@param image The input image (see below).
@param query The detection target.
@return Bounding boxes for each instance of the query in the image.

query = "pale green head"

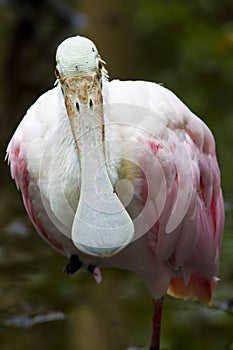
[55,35,104,78]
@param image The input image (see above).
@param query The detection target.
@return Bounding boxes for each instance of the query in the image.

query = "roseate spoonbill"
[7,35,224,350]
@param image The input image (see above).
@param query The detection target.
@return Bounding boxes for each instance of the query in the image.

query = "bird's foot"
[87,264,96,274]
[63,254,83,274]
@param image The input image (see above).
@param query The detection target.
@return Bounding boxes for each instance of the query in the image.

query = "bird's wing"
[6,86,68,254]
[107,80,224,303]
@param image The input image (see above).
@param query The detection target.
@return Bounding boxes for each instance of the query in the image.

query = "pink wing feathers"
[7,121,66,255]
[142,109,224,304]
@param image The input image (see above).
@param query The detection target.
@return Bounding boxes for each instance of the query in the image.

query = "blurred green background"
[0,0,233,349]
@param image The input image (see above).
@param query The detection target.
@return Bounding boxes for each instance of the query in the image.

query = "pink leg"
[149,297,164,350]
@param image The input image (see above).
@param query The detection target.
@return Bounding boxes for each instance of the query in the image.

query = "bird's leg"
[149,297,164,350]
[63,254,83,274]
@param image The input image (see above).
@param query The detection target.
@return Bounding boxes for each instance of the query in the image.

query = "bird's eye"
[55,68,60,79]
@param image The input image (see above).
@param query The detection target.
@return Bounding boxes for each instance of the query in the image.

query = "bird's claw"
[63,254,83,274]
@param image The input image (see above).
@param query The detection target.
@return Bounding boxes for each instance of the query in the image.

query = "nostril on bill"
[89,99,93,111]
[76,102,80,112]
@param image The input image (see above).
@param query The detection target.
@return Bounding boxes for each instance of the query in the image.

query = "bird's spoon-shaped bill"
[64,76,135,257]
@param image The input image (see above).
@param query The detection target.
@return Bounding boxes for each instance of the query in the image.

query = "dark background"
[0,1,232,349]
